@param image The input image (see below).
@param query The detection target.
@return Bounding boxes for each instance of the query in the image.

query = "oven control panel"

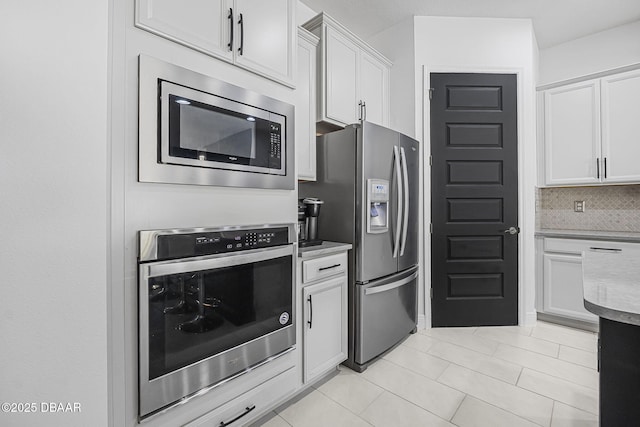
[155,226,290,260]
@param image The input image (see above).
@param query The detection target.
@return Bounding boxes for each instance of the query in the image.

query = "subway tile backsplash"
[537,185,640,232]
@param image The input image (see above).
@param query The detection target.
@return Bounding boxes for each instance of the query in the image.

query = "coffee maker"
[298,197,324,247]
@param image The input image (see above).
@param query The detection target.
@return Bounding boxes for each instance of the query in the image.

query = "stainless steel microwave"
[139,55,295,190]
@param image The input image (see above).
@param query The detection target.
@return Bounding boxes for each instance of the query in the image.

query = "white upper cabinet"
[601,69,640,183]
[304,13,391,128]
[541,68,640,186]
[543,80,601,186]
[359,49,389,126]
[324,25,359,125]
[296,28,319,181]
[136,0,296,87]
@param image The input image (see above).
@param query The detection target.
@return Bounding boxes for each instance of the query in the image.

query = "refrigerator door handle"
[392,145,403,258]
[364,270,419,295]
[399,146,409,256]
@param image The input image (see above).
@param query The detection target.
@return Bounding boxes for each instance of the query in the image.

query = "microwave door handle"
[399,146,409,256]
[392,145,402,259]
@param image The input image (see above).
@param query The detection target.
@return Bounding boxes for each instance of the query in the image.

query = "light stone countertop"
[536,229,640,243]
[298,241,352,258]
[583,250,640,326]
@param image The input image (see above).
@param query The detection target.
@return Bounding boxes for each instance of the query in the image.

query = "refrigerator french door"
[299,121,419,371]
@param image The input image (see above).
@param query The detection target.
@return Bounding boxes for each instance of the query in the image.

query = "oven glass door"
[160,81,285,175]
[142,247,293,382]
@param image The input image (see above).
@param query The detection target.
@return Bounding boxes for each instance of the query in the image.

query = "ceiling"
[299,0,640,49]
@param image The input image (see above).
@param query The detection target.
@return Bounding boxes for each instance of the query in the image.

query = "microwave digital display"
[138,55,294,190]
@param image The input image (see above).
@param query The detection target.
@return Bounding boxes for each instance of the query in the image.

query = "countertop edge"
[535,229,640,243]
[584,299,640,327]
[298,241,352,258]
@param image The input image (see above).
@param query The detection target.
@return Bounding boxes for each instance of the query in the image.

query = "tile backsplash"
[537,185,640,232]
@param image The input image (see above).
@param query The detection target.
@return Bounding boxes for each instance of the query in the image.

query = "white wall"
[539,20,640,85]
[0,2,109,427]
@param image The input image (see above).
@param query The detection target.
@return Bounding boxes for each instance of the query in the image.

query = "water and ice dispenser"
[367,179,389,234]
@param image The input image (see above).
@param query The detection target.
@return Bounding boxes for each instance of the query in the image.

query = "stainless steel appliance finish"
[138,55,295,189]
[137,224,296,419]
[299,121,419,371]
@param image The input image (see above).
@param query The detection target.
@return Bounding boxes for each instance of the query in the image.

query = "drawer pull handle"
[219,405,255,426]
[589,247,622,253]
[318,263,341,271]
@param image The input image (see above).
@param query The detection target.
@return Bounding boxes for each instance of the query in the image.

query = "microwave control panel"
[269,122,282,162]
[155,226,290,260]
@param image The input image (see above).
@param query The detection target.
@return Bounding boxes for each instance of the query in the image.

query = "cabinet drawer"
[184,367,296,427]
[544,238,639,255]
[302,253,347,284]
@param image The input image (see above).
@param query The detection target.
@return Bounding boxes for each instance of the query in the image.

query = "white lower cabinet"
[298,249,348,384]
[536,236,640,325]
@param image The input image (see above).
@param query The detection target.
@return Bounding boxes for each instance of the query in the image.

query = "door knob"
[503,226,520,235]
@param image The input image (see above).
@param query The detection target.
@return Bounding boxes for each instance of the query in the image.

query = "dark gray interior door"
[430,73,518,327]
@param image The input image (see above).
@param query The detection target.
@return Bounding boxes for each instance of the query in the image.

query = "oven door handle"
[144,245,293,278]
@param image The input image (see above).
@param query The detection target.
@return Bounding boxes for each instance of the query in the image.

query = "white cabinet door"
[359,50,389,126]
[544,80,601,186]
[324,25,359,125]
[296,28,318,181]
[303,275,347,382]
[234,0,295,86]
[136,0,233,61]
[542,252,598,323]
[601,69,640,183]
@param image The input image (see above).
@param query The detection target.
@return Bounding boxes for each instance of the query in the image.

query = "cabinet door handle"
[238,13,244,55]
[227,8,233,51]
[596,158,600,179]
[358,100,363,121]
[604,157,607,179]
[589,247,622,253]
[219,405,256,427]
[307,295,313,329]
[318,263,341,271]
[362,101,367,121]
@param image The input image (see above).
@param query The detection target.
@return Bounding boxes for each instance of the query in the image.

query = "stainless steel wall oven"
[138,55,295,190]
[137,224,296,419]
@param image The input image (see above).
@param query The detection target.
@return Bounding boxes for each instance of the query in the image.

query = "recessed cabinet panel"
[601,70,640,183]
[136,0,233,61]
[544,80,601,185]
[325,26,359,125]
[296,29,319,181]
[359,50,389,126]
[234,0,294,85]
[542,252,598,322]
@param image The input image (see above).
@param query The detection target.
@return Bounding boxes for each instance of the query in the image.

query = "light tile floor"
[256,321,599,427]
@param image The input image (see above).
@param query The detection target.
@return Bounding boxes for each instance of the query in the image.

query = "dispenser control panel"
[367,179,389,234]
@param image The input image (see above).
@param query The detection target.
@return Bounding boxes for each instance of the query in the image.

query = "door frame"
[422,65,537,329]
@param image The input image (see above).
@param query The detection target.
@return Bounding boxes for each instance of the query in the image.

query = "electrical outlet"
[574,200,586,213]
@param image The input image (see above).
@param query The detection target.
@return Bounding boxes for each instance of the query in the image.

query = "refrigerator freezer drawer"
[355,267,418,365]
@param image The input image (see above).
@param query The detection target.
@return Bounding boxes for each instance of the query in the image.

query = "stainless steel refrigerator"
[299,121,419,372]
